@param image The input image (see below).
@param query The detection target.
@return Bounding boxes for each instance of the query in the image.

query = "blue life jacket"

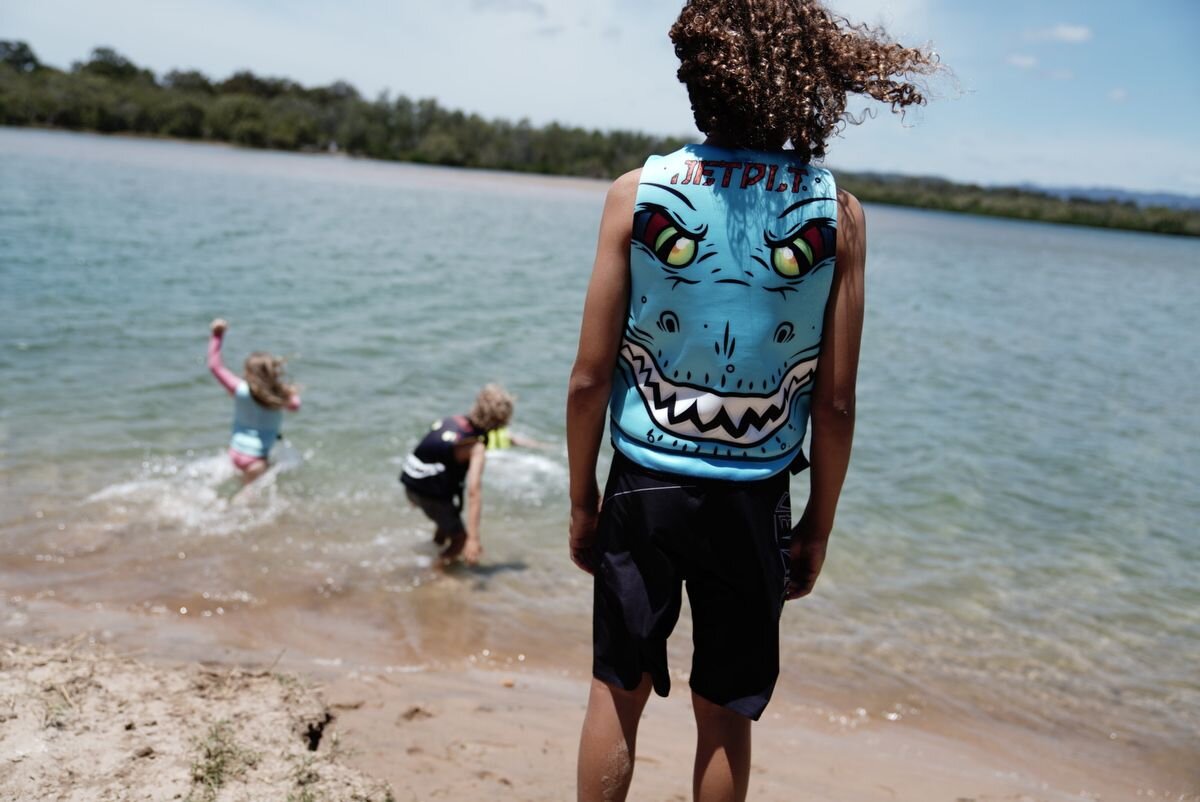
[230,381,283,458]
[609,144,838,480]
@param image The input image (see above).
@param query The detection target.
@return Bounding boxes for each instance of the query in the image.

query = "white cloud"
[1025,24,1093,43]
[1007,54,1072,81]
[825,0,932,37]
[470,0,546,16]
[1108,87,1129,103]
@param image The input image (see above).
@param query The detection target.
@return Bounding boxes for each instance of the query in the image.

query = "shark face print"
[611,149,838,470]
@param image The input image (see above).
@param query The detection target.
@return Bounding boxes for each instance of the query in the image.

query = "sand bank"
[5,638,1185,802]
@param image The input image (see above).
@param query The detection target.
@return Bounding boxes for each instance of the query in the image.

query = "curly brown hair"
[670,0,940,159]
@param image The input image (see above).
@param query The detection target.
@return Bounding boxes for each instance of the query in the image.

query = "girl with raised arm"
[207,318,300,486]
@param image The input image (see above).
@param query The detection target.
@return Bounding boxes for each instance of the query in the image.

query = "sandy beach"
[4,634,1190,802]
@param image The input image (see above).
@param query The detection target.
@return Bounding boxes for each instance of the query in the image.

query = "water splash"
[485,449,566,507]
[83,451,291,536]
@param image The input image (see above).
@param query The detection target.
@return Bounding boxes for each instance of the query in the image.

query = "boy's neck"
[702,133,788,153]
[702,134,736,149]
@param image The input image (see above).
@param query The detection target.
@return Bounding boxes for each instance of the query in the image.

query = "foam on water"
[485,449,567,507]
[84,450,292,537]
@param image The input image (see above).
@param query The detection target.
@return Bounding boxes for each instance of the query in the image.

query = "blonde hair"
[243,352,295,410]
[468,383,514,431]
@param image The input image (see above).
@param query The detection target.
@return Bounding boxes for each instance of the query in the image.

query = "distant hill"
[832,172,1200,237]
[845,172,1200,212]
[1016,185,1200,212]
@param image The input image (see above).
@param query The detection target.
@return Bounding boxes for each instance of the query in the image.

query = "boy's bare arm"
[787,189,866,600]
[566,170,638,573]
[462,441,486,565]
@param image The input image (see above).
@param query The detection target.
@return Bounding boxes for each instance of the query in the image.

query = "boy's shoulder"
[610,167,642,195]
[603,168,642,214]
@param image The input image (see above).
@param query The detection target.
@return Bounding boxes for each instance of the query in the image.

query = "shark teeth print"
[620,338,817,447]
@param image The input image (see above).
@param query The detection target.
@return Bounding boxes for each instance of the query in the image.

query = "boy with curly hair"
[566,1,938,799]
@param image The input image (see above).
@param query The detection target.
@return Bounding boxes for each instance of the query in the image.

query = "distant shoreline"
[1,124,621,199]
[2,40,1198,236]
[8,124,1199,241]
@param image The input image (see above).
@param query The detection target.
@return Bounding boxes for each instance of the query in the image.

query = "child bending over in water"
[207,318,300,485]
[566,1,937,799]
[400,384,514,566]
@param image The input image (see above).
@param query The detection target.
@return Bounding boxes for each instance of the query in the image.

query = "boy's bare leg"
[692,691,751,802]
[577,674,652,802]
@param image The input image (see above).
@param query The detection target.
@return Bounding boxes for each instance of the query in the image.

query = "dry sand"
[0,639,390,802]
[5,638,1186,802]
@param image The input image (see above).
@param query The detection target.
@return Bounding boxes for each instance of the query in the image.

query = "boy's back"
[611,144,838,479]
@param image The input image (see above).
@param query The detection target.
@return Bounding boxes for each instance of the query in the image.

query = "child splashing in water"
[207,318,300,486]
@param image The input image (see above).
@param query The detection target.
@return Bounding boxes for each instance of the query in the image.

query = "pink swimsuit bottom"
[228,448,266,472]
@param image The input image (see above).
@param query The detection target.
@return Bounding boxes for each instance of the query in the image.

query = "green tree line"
[837,173,1200,237]
[0,41,686,177]
[2,41,1197,236]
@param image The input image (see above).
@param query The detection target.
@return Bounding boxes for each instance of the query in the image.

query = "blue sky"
[4,0,1198,193]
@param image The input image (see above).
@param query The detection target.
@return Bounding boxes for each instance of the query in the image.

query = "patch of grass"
[287,787,319,802]
[41,699,71,730]
[186,720,260,802]
[287,755,321,802]
[273,672,302,691]
[348,790,396,802]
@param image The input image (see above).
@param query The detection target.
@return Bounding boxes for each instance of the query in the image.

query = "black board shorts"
[591,451,793,720]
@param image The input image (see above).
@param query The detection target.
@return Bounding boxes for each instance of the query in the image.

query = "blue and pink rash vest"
[609,145,838,481]
[208,333,300,459]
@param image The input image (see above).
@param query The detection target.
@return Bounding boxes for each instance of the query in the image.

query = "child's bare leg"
[691,692,751,802]
[439,530,467,562]
[577,674,652,802]
[241,460,268,485]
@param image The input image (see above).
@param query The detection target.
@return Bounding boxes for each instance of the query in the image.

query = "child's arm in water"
[462,441,487,565]
[566,170,638,574]
[508,432,544,449]
[207,318,239,395]
[786,190,867,600]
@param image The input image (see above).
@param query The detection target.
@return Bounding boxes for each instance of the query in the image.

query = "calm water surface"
[1,129,1197,789]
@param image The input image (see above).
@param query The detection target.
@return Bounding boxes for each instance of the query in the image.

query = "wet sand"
[0,638,1117,802]
[4,607,1196,801]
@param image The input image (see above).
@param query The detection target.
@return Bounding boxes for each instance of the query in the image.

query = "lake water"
[1,128,1197,793]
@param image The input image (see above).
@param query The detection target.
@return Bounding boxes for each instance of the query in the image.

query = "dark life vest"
[400,415,484,500]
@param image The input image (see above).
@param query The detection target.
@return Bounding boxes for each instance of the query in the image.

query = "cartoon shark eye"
[635,208,700,269]
[774,322,794,343]
[655,226,697,267]
[771,238,814,278]
[657,311,680,333]
[767,220,835,280]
